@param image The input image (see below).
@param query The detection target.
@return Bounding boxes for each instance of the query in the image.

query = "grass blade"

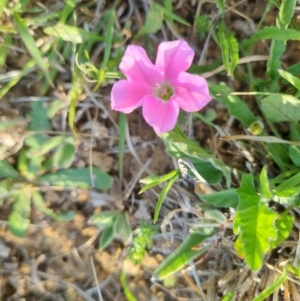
[13,12,53,88]
[252,269,287,301]
[118,113,126,181]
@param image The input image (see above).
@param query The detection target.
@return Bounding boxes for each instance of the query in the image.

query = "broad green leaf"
[161,131,231,187]
[135,7,163,37]
[52,142,75,169]
[233,174,278,271]
[28,101,51,131]
[260,94,300,123]
[38,167,113,190]
[209,82,257,127]
[0,160,20,180]
[289,145,300,166]
[243,26,300,47]
[200,189,238,208]
[139,170,180,194]
[99,225,115,249]
[154,170,180,223]
[9,190,31,237]
[153,227,214,279]
[252,268,287,301]
[13,12,53,87]
[43,24,104,43]
[278,69,300,91]
[259,166,272,200]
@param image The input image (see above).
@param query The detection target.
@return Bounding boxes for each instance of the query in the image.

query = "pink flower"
[111,40,211,135]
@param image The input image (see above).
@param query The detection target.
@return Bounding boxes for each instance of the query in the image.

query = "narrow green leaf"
[0,160,20,180]
[0,59,36,99]
[13,12,53,87]
[278,69,300,91]
[9,190,31,237]
[52,142,75,169]
[260,93,300,123]
[31,191,58,220]
[273,171,300,193]
[135,7,163,37]
[234,174,278,271]
[215,0,225,13]
[68,74,80,140]
[252,269,287,301]
[153,3,190,26]
[60,0,78,23]
[154,227,214,279]
[153,171,180,223]
[139,170,180,194]
[44,24,104,43]
[289,145,300,166]
[88,210,119,227]
[277,0,296,29]
[0,34,11,69]
[259,166,272,200]
[200,189,238,208]
[221,292,234,301]
[266,40,285,84]
[209,82,258,127]
[39,167,113,190]
[120,270,138,301]
[217,23,239,79]
[101,10,115,69]
[118,113,126,181]
[243,26,300,47]
[99,225,115,249]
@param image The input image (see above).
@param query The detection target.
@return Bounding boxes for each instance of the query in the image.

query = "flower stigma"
[155,83,174,101]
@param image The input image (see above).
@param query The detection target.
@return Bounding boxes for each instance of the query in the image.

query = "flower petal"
[173,72,211,112]
[120,45,163,86]
[155,40,194,81]
[111,80,152,113]
[142,96,180,134]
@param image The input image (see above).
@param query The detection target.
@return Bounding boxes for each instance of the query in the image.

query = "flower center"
[156,83,174,101]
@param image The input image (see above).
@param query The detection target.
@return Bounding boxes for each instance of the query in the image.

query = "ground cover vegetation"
[1,0,300,300]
